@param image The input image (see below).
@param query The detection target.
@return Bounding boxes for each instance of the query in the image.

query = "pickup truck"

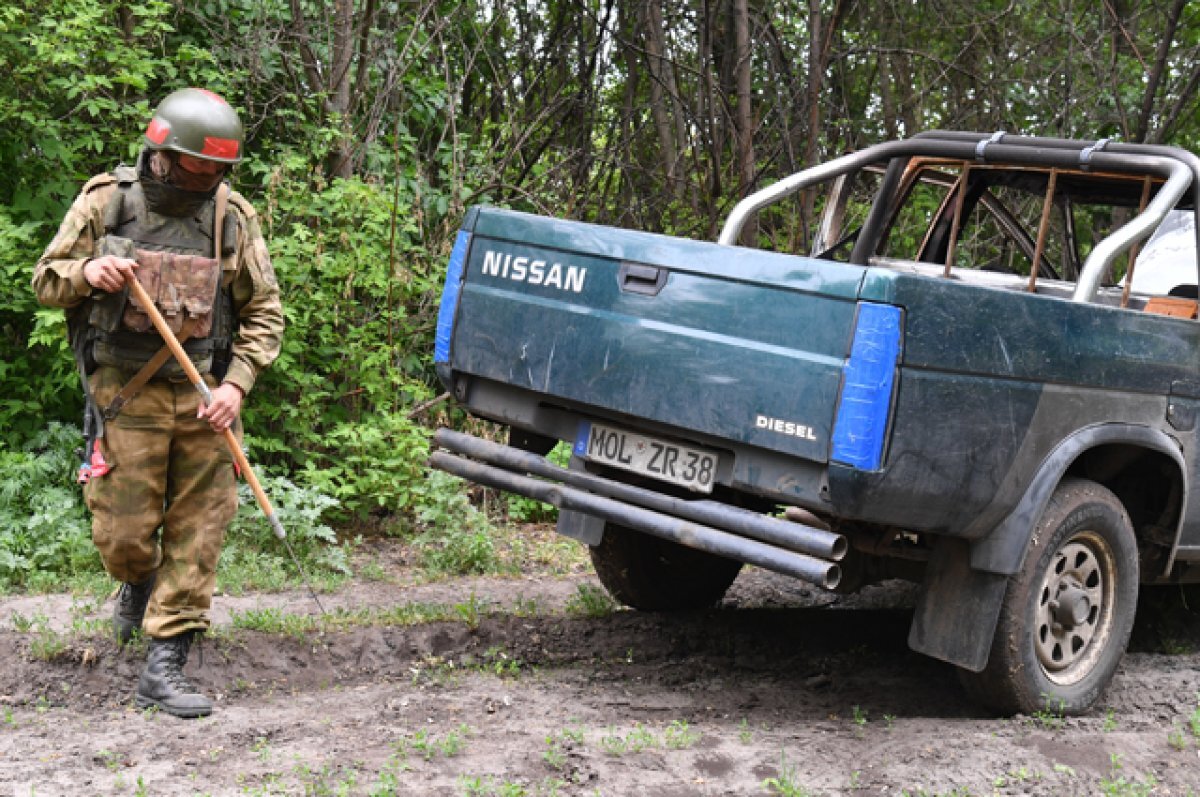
[429,131,1200,715]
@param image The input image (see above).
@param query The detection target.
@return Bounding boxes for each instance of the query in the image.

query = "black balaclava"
[136,148,221,218]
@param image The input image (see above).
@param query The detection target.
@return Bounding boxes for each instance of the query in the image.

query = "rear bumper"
[430,428,847,590]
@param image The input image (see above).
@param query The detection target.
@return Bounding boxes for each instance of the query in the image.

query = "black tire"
[958,478,1138,715]
[589,523,743,611]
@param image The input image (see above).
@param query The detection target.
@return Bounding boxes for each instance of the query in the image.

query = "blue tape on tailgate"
[434,230,472,364]
[831,302,903,470]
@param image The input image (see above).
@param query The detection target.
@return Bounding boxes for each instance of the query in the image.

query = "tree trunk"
[733,0,756,244]
[644,0,682,195]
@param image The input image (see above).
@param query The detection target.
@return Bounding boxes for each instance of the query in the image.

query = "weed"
[511,596,541,617]
[565,583,616,618]
[10,611,36,633]
[1102,708,1118,732]
[69,616,109,636]
[96,749,122,771]
[1052,763,1076,777]
[0,424,99,591]
[290,760,361,796]
[883,713,895,729]
[29,629,67,661]
[251,735,272,762]
[762,752,813,796]
[413,472,501,576]
[1189,695,1200,739]
[222,474,350,592]
[542,743,566,772]
[1168,725,1189,751]
[737,718,754,744]
[454,593,487,629]
[406,724,470,761]
[458,775,531,797]
[599,727,625,756]
[664,719,701,749]
[851,705,868,729]
[1100,753,1157,797]
[358,559,388,582]
[543,726,583,772]
[481,646,522,678]
[1030,694,1066,729]
[3,708,14,727]
[368,752,412,796]
[996,766,1039,784]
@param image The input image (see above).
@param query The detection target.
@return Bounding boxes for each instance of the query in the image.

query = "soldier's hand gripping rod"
[125,276,327,615]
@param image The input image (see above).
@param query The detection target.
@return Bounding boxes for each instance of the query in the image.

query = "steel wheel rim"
[1033,530,1117,685]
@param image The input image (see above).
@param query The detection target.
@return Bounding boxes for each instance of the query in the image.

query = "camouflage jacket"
[32,171,284,395]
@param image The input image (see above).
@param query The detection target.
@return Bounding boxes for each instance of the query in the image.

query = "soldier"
[32,88,284,718]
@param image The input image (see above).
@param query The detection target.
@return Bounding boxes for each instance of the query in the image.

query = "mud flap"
[557,509,604,546]
[908,536,1009,672]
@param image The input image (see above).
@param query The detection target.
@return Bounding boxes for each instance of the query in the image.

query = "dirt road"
[1,549,1198,796]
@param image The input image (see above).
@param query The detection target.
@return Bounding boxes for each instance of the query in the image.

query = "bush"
[221,471,350,592]
[411,471,499,576]
[0,423,99,591]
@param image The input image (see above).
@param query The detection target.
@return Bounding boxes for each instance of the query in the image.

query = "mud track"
[1,561,1198,796]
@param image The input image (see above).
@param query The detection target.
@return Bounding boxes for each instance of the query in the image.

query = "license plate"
[574,421,718,493]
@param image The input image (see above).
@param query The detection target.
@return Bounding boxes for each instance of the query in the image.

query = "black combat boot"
[135,631,212,718]
[113,574,156,644]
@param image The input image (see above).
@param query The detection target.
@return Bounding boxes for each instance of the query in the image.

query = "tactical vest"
[84,166,238,380]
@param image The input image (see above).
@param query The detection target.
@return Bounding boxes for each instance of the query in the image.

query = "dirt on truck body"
[431,131,1200,716]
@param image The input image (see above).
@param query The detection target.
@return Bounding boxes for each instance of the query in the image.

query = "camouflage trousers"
[84,366,239,638]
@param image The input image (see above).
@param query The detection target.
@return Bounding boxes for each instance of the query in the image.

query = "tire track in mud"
[1,572,1198,796]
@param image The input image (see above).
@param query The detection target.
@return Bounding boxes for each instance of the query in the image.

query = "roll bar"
[717,132,1198,304]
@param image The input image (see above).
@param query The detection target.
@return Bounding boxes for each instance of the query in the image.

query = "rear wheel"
[958,478,1138,715]
[589,523,743,611]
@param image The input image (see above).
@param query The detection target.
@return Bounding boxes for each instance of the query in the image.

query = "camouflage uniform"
[32,171,284,639]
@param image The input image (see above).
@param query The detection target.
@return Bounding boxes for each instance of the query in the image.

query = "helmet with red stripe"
[143,88,244,165]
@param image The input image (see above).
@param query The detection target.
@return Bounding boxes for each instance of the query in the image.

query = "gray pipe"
[433,428,847,562]
[429,450,841,589]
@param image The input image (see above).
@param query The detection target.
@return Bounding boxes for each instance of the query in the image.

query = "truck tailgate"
[438,207,870,463]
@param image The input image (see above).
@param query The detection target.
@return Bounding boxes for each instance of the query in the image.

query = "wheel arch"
[970,423,1186,578]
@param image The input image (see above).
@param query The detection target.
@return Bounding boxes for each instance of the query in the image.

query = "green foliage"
[0,423,99,591]
[0,211,75,447]
[238,158,453,519]
[5,0,1200,576]
[762,752,815,797]
[505,442,570,523]
[1100,754,1157,797]
[410,471,499,576]
[564,583,616,618]
[221,472,350,592]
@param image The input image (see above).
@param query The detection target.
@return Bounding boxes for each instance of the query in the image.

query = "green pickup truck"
[429,132,1200,715]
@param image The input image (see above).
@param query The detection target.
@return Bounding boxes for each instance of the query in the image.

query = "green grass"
[564,583,616,618]
[1100,754,1157,797]
[762,752,815,796]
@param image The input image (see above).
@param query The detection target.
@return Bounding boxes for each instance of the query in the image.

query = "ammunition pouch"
[86,235,230,380]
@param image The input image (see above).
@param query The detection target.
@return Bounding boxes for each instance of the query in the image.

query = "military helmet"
[143,88,245,164]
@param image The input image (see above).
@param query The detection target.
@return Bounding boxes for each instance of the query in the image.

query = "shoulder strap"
[214,183,230,259]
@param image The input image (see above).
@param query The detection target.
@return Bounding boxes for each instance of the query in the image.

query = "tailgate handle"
[619,262,668,296]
